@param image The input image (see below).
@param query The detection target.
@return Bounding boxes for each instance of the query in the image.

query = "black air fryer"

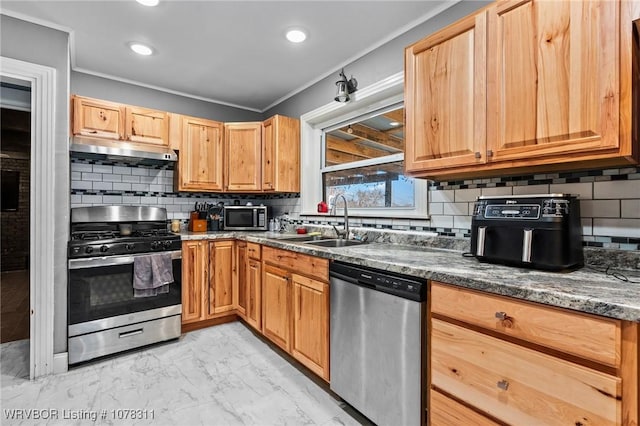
[470,194,583,271]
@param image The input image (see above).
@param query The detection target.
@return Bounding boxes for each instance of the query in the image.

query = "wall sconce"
[334,68,358,103]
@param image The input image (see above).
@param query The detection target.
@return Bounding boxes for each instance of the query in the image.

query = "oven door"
[68,250,182,335]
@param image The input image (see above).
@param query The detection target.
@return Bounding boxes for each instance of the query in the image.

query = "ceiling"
[0,1,455,112]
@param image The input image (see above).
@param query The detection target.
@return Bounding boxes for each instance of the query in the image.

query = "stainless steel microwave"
[223,205,268,231]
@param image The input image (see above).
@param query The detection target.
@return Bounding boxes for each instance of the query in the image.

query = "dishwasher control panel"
[330,261,426,302]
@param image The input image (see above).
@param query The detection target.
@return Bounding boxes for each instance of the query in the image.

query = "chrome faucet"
[330,194,349,239]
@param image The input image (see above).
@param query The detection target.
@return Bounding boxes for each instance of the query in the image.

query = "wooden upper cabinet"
[486,0,620,162]
[72,96,125,140]
[178,116,224,191]
[405,12,487,172]
[405,0,638,179]
[262,115,300,192]
[72,95,168,145]
[225,122,262,191]
[125,106,169,146]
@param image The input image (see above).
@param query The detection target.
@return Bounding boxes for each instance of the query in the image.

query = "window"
[322,104,418,212]
[299,71,427,218]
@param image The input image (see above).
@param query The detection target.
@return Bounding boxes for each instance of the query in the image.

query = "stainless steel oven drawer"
[68,314,181,364]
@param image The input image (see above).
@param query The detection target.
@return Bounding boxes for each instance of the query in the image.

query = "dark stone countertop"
[180,230,640,322]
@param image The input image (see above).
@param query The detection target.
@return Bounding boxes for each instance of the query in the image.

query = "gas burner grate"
[133,230,172,238]
[72,231,118,241]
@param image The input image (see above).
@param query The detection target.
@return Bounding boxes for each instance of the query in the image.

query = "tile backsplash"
[297,166,640,251]
[70,158,639,251]
[70,158,300,222]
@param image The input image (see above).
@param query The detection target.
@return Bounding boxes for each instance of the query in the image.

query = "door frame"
[1,56,56,379]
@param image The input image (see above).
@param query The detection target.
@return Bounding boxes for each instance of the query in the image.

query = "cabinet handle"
[497,379,509,390]
[495,311,508,320]
[474,152,481,159]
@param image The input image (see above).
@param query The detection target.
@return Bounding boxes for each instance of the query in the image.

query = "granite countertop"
[180,231,640,322]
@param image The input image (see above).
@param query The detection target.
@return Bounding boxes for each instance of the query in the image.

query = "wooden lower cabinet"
[181,241,330,382]
[181,240,207,323]
[181,240,235,328]
[208,241,234,316]
[430,390,499,426]
[262,264,291,352]
[246,259,262,331]
[234,241,248,318]
[428,282,639,426]
[291,274,329,381]
[261,246,330,381]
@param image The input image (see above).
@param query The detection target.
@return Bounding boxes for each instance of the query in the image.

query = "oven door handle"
[68,250,182,270]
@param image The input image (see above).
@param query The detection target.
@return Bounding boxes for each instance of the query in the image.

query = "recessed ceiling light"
[129,42,154,56]
[286,29,307,43]
[389,121,401,127]
[136,0,159,6]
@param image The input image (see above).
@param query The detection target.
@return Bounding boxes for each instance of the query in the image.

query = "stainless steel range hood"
[70,136,177,165]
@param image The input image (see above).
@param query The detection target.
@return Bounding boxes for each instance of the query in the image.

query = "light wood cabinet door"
[404,12,487,173]
[431,282,621,367]
[262,264,291,352]
[431,319,621,426]
[246,259,262,332]
[72,95,124,140]
[207,241,234,316]
[225,122,262,191]
[262,247,328,282]
[181,241,207,324]
[234,241,247,318]
[178,117,224,191]
[125,106,168,146]
[486,0,620,163]
[291,274,329,381]
[430,390,499,426]
[262,115,300,192]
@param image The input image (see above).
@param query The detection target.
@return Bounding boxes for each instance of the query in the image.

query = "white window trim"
[300,71,429,218]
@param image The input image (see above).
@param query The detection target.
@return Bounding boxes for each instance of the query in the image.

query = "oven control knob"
[85,246,94,254]
[150,241,159,250]
[125,243,134,251]
[163,241,172,249]
[100,245,109,253]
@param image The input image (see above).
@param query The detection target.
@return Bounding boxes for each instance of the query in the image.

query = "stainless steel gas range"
[67,206,182,365]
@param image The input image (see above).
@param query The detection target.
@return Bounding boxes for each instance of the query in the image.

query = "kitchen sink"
[267,234,332,242]
[303,239,368,248]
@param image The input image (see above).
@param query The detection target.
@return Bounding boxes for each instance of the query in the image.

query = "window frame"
[299,72,429,219]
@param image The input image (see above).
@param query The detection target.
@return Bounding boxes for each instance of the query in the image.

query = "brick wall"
[1,157,30,271]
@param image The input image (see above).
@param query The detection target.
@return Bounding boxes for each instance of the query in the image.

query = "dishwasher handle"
[330,271,378,290]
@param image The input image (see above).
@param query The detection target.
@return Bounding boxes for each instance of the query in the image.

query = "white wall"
[1,14,70,353]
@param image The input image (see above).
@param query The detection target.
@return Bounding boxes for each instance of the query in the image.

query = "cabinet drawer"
[431,282,621,367]
[247,242,261,260]
[430,390,499,426]
[263,247,328,281]
[431,319,621,426]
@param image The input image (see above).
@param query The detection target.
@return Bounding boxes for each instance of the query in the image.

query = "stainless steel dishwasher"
[330,261,427,426]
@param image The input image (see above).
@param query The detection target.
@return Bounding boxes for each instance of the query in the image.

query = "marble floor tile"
[0,322,371,426]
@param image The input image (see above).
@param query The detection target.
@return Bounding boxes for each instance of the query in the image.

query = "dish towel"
[133,253,174,298]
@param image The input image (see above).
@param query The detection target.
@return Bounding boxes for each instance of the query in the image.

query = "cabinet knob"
[497,379,509,390]
[474,152,481,159]
[495,311,508,320]
[487,150,494,157]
